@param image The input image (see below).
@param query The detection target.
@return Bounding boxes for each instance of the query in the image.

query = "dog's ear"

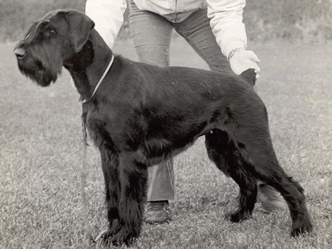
[64,11,95,53]
[240,68,256,86]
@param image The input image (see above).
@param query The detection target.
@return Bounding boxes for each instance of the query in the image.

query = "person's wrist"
[227,48,245,61]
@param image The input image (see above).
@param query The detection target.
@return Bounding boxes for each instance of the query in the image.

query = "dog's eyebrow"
[22,20,51,41]
[23,22,38,39]
[40,20,52,28]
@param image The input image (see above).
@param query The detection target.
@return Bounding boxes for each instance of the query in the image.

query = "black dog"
[14,10,312,246]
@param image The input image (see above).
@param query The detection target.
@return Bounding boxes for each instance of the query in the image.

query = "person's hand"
[229,49,261,77]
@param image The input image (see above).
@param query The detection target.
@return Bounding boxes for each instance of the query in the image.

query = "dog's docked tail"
[240,68,256,86]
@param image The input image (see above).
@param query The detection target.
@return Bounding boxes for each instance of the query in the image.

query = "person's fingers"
[229,50,261,76]
[254,64,261,74]
[246,50,261,63]
[246,51,261,76]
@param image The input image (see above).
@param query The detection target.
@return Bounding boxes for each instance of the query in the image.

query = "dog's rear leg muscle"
[205,130,257,222]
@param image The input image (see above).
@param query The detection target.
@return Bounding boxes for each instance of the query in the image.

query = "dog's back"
[116,56,257,100]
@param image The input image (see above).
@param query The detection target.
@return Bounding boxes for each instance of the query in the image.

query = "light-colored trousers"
[128,2,231,201]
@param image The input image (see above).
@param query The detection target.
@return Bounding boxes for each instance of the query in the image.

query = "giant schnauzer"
[14,10,312,246]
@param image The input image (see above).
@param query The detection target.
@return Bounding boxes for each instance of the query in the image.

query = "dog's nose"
[14,47,26,60]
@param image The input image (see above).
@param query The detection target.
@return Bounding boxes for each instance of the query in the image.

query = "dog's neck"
[64,29,114,102]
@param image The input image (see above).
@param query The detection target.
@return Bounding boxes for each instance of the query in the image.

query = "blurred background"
[1,0,332,44]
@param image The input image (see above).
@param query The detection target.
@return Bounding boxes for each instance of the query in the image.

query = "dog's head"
[14,10,95,86]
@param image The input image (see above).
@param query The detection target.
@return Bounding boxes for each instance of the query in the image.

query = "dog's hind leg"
[105,152,148,246]
[237,138,312,236]
[224,113,313,236]
[205,130,258,222]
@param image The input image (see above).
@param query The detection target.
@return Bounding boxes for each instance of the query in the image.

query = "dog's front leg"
[98,148,122,240]
[107,152,148,246]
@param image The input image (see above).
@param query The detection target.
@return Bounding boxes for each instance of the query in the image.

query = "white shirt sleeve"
[85,0,127,48]
[206,0,247,58]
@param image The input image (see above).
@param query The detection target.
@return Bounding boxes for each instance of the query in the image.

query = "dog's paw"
[97,224,139,247]
[101,229,136,247]
[291,215,313,237]
[96,229,117,246]
[225,210,252,223]
[291,223,313,237]
[95,220,122,245]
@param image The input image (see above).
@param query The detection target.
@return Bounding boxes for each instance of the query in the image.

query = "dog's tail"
[240,68,256,86]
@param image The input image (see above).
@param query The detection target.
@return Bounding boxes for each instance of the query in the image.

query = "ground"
[0,37,331,248]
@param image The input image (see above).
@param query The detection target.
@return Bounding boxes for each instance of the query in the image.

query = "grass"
[1,37,331,248]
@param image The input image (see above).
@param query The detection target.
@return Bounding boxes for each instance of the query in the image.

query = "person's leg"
[173,8,232,74]
[129,2,172,67]
[257,181,287,212]
[174,9,286,212]
[129,1,175,223]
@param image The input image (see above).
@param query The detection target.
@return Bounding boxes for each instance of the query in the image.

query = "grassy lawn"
[1,37,331,248]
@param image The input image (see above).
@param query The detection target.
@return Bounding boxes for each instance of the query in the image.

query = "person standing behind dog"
[85,0,286,223]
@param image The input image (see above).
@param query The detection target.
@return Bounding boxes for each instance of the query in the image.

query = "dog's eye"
[44,29,56,37]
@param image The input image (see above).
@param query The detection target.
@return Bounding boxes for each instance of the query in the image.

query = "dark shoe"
[257,183,287,213]
[144,201,171,224]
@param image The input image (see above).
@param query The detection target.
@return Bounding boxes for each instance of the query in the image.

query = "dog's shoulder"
[112,55,145,76]
[113,55,154,72]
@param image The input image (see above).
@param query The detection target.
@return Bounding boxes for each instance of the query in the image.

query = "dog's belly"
[141,122,216,166]
[142,137,195,166]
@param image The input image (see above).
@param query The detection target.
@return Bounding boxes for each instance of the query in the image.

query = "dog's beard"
[17,61,55,86]
[16,47,62,87]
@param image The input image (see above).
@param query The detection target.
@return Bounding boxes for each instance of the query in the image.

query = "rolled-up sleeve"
[85,0,127,48]
[206,0,247,57]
